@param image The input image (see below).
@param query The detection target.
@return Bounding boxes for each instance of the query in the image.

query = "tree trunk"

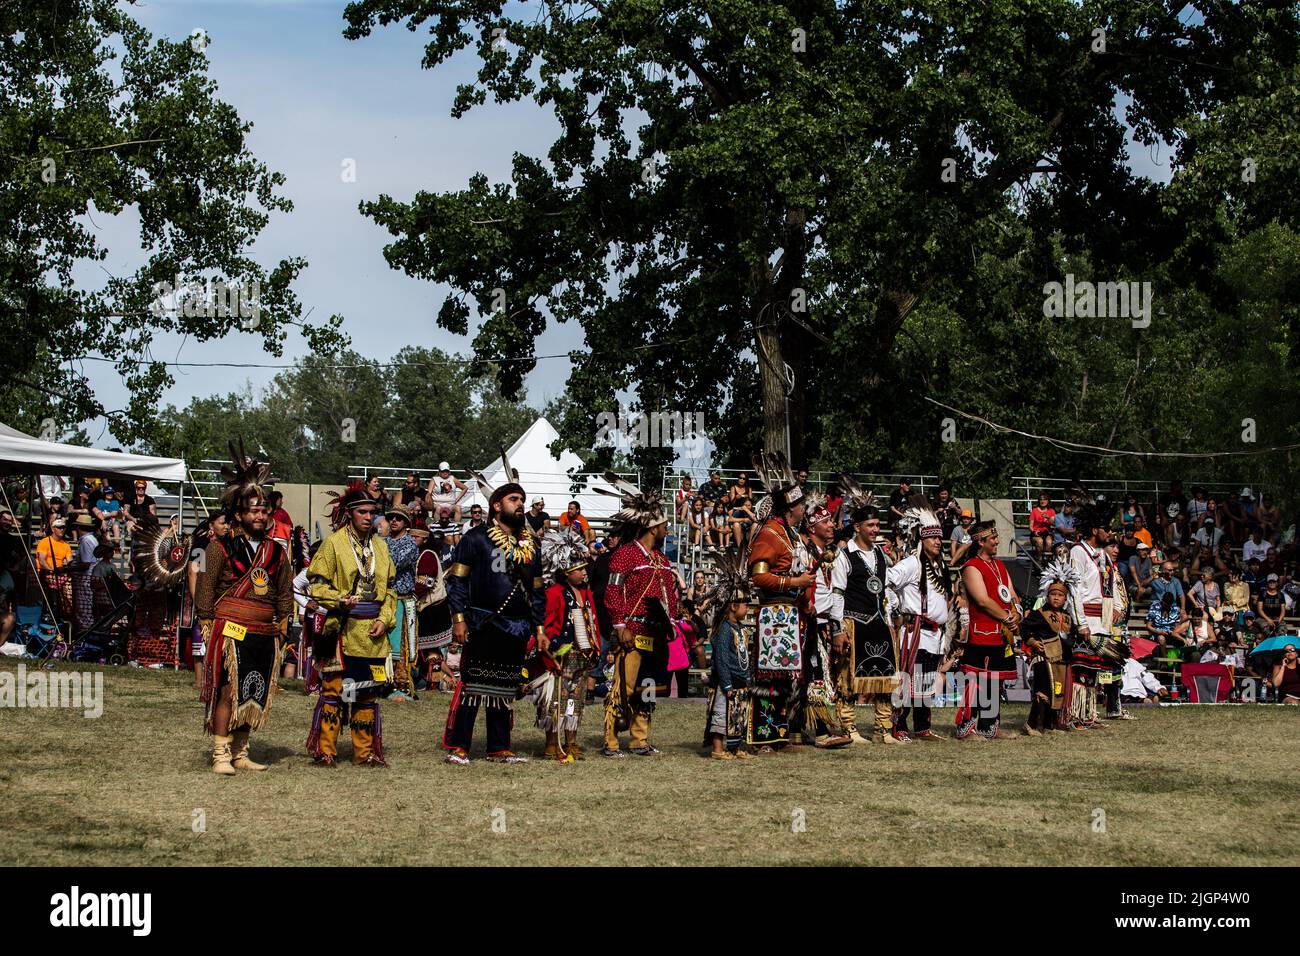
[755,316,788,458]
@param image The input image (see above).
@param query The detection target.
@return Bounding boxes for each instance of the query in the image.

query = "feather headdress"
[897,493,942,552]
[132,524,191,590]
[325,480,370,531]
[468,445,525,507]
[595,472,667,530]
[1038,556,1082,601]
[751,450,802,519]
[1072,483,1117,536]
[705,550,755,607]
[218,437,272,512]
[540,526,591,578]
[838,474,877,516]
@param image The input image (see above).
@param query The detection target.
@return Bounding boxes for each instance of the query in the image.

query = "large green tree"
[342,0,1300,489]
[1,0,345,443]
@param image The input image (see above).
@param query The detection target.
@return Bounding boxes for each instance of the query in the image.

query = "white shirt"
[885,553,951,654]
[77,532,99,566]
[1243,539,1272,564]
[830,537,888,624]
[292,567,311,612]
[1121,658,1163,699]
[1068,541,1108,626]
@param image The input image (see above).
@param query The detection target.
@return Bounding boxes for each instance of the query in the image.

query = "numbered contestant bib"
[223,620,247,642]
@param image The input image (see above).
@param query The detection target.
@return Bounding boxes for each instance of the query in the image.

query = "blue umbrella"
[1249,635,1299,655]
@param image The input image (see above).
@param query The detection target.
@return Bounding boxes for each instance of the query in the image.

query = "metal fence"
[1008,476,1265,531]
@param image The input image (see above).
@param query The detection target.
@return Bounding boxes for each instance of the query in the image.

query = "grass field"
[2,660,1297,867]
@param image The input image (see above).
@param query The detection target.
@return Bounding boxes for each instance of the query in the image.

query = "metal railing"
[1009,476,1266,533]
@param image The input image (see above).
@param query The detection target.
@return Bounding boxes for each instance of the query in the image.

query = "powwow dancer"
[441,450,545,765]
[1020,557,1079,736]
[955,520,1021,740]
[800,493,851,747]
[703,551,755,760]
[830,476,901,745]
[384,504,421,701]
[745,452,818,752]
[529,527,602,762]
[598,473,677,758]
[886,497,958,741]
[1067,498,1119,729]
[305,483,397,767]
[195,440,294,775]
[414,524,453,686]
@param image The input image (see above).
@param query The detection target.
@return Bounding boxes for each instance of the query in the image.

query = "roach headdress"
[218,437,272,513]
[540,526,592,578]
[751,450,802,519]
[595,472,667,533]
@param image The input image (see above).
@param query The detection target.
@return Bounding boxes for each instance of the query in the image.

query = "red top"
[1030,506,1056,534]
[605,541,678,636]
[968,556,1013,646]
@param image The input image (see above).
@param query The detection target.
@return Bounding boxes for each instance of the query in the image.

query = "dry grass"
[1,660,1296,866]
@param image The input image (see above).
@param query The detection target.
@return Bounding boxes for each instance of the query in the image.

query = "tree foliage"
[342,0,1300,495]
[1,0,345,443]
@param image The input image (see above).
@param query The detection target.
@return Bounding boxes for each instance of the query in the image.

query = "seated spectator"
[1253,573,1289,638]
[1271,644,1300,704]
[124,480,158,536]
[1130,542,1154,604]
[461,503,485,536]
[1157,479,1187,546]
[698,471,728,510]
[728,472,753,506]
[35,517,72,571]
[1120,656,1169,705]
[1052,501,1077,548]
[559,501,594,544]
[1146,591,1189,653]
[1192,516,1223,551]
[1186,486,1209,527]
[1222,565,1253,634]
[727,495,757,552]
[526,498,550,535]
[1115,526,1138,596]
[1150,560,1185,613]
[1189,567,1222,645]
[66,489,93,526]
[1243,527,1273,566]
[687,497,708,551]
[1120,494,1146,529]
[951,509,974,564]
[91,543,131,606]
[932,486,962,540]
[425,462,468,522]
[399,473,428,511]
[675,475,695,520]
[707,500,729,551]
[888,478,913,528]
[430,507,461,548]
[1131,512,1153,548]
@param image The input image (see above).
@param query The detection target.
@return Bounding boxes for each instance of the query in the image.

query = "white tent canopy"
[458,417,623,519]
[0,425,187,483]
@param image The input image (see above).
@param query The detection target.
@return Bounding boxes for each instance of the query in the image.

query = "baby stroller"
[68,575,134,665]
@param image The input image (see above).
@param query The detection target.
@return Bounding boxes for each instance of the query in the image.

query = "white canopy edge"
[0,426,187,483]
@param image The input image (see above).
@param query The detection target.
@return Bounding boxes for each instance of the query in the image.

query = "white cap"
[439,461,451,471]
[532,497,544,506]
[1241,487,1253,498]
[1136,542,1150,550]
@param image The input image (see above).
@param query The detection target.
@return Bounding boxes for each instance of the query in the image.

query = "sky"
[76,0,1174,453]
[81,0,584,443]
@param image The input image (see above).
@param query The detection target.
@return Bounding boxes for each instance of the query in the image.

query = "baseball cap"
[960,508,973,518]
[1136,542,1150,550]
[1267,573,1279,582]
[439,505,451,516]
[50,517,66,528]
[439,461,451,471]
[532,497,544,506]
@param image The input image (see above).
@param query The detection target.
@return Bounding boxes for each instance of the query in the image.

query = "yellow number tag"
[1054,681,1064,696]
[634,634,653,651]
[369,665,388,682]
[222,621,247,642]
